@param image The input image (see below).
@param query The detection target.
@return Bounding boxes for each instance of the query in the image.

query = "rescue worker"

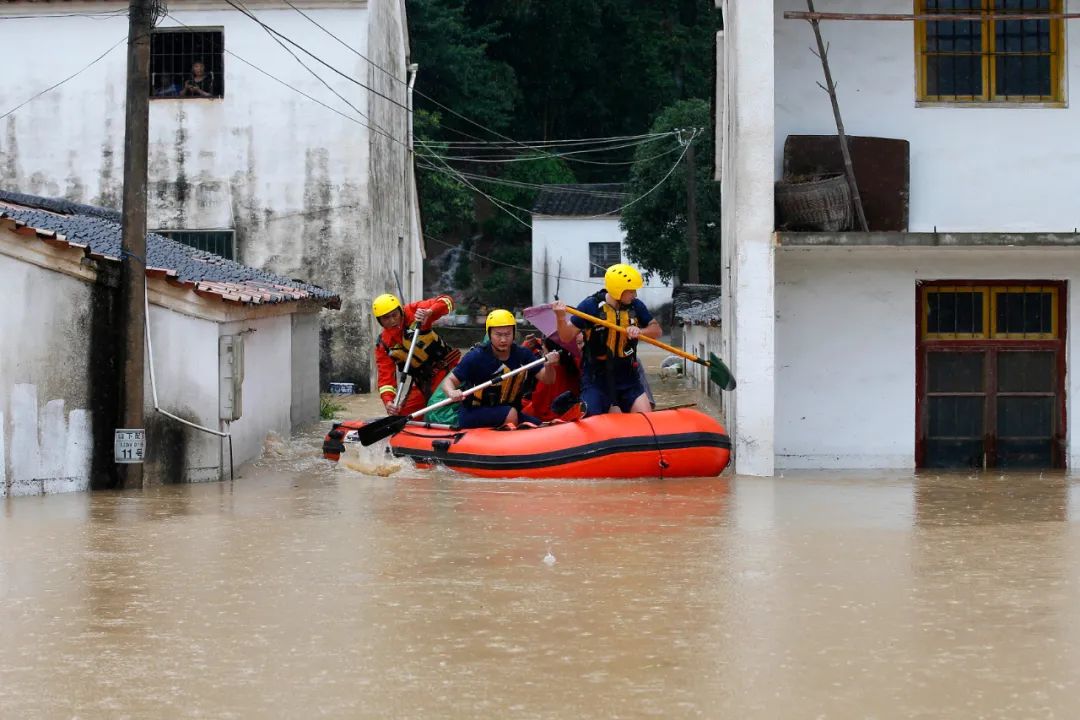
[373,292,460,416]
[553,263,661,416]
[441,309,559,429]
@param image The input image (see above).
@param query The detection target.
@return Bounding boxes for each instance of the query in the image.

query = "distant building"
[0,190,338,495]
[0,0,421,391]
[530,184,672,310]
[673,283,724,402]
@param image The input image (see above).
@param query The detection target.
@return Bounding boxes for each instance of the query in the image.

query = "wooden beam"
[784,11,1080,22]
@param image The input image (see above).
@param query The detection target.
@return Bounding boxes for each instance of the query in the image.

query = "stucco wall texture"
[0,0,419,390]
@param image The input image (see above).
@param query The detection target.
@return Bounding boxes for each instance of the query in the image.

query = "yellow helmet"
[485,309,517,334]
[372,293,402,318]
[604,263,644,298]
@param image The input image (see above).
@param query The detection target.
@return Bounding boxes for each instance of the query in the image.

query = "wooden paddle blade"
[357,414,409,446]
[708,353,737,391]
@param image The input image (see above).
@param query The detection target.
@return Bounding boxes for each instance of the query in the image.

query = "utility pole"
[117,0,153,489]
[684,129,700,284]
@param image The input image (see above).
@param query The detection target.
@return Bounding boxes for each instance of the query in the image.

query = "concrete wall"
[776,246,1080,469]
[531,216,672,310]
[718,0,776,476]
[774,0,1080,232]
[0,253,96,496]
[0,226,322,494]
[682,324,726,407]
[0,0,418,389]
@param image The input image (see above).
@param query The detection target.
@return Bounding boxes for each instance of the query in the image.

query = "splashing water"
[340,440,406,477]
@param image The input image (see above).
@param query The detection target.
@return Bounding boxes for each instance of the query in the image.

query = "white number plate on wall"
[114,429,146,464]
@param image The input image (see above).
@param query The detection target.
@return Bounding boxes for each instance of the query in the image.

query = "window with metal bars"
[588,242,622,277]
[156,230,236,260]
[150,28,224,99]
[916,0,1064,103]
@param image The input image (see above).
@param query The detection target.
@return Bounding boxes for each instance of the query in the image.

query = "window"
[151,28,224,99]
[156,229,236,260]
[916,0,1064,104]
[917,281,1066,469]
[922,284,1059,339]
[588,242,621,277]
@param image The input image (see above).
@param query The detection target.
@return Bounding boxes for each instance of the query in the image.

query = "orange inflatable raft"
[323,408,731,479]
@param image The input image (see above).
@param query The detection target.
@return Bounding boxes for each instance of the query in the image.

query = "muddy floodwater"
[4,368,1080,717]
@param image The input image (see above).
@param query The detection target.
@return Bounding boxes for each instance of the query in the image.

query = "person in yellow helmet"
[553,262,662,416]
[373,292,460,415]
[440,309,560,428]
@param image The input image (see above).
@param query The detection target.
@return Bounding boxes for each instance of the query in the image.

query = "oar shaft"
[408,356,547,420]
[562,306,707,366]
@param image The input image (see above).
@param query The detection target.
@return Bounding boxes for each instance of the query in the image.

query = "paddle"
[390,322,420,412]
[357,356,548,446]
[524,302,736,391]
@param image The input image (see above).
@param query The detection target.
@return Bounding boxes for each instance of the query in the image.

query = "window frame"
[921,283,1061,340]
[587,241,622,278]
[155,228,237,260]
[914,0,1066,107]
[150,27,226,101]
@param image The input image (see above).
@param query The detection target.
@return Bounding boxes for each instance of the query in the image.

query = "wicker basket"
[775,174,853,232]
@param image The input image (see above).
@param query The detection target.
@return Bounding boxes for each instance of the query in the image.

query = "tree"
[620,98,720,284]
[414,110,473,239]
[408,0,518,135]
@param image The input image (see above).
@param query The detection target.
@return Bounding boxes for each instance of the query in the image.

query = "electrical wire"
[0,35,127,123]
[0,9,128,20]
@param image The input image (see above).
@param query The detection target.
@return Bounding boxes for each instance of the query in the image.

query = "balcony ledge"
[776,231,1080,248]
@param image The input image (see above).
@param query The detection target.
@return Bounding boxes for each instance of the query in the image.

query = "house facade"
[719,0,1080,474]
[531,184,672,311]
[0,190,338,495]
[0,0,420,392]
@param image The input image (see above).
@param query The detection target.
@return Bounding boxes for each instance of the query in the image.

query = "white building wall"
[531,216,672,311]
[719,0,776,476]
[0,0,416,388]
[0,253,95,496]
[0,227,322,493]
[145,305,223,483]
[774,0,1080,232]
[220,313,295,468]
[776,246,1080,469]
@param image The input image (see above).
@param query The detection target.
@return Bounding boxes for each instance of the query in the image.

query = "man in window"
[182,61,214,98]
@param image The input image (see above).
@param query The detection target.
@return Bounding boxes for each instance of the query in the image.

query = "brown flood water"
[3,363,1080,718]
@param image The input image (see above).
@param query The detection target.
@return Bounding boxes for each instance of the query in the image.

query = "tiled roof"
[531,184,628,217]
[673,283,722,326]
[0,189,340,309]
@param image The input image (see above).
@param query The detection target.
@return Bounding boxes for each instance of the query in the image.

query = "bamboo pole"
[785,11,1080,22]
[805,0,868,232]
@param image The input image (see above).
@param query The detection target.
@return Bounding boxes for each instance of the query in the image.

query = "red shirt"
[375,295,454,404]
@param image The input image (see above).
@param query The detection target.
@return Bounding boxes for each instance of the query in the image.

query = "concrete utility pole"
[118,0,153,489]
[684,130,700,283]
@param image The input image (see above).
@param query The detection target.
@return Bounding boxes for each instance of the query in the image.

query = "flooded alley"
[3,375,1080,718]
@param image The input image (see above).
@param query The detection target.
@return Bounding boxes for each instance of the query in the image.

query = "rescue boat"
[323,408,730,479]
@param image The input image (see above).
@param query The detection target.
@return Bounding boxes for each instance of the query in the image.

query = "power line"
[0,10,128,20]
[0,35,126,123]
[418,136,685,166]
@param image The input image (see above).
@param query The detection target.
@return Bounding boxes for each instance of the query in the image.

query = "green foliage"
[478,241,532,308]
[452,235,474,290]
[320,394,346,420]
[408,0,518,133]
[483,154,576,241]
[621,98,720,284]
[415,110,474,239]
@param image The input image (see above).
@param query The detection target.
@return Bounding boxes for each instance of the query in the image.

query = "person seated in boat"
[441,309,560,429]
[521,337,583,423]
[552,263,661,417]
[373,292,461,416]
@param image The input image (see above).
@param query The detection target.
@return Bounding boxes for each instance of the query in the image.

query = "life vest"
[582,291,639,375]
[463,345,531,410]
[379,327,456,381]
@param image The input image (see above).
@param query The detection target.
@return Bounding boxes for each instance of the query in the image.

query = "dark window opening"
[925,289,985,336]
[151,29,224,99]
[588,242,621,277]
[156,229,235,260]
